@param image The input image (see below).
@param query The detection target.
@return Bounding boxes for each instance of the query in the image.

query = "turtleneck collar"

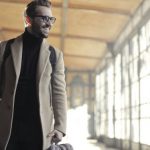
[23,28,43,44]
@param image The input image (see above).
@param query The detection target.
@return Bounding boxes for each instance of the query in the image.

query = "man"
[0,0,67,150]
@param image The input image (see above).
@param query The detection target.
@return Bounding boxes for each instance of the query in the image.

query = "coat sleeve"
[51,49,67,135]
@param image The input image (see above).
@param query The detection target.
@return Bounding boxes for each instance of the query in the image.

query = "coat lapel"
[36,39,50,84]
[11,35,23,78]
[11,35,50,84]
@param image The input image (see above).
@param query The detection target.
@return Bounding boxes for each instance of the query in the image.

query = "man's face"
[30,6,54,38]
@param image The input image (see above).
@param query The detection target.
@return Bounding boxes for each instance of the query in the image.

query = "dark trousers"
[6,85,42,150]
[6,119,42,150]
[7,138,42,150]
[6,80,42,150]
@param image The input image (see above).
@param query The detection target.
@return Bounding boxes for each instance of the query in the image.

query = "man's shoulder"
[0,36,19,46]
[0,40,9,52]
[0,38,14,50]
[0,40,8,46]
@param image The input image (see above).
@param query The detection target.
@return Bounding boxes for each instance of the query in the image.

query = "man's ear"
[25,16,32,26]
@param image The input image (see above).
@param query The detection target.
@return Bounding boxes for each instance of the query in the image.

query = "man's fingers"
[52,135,61,144]
[47,131,55,138]
[47,130,63,144]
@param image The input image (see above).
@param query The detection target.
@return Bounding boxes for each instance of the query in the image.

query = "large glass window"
[131,35,139,59]
[145,20,150,46]
[140,47,150,78]
[114,54,123,139]
[129,33,140,143]
[95,75,101,136]
[139,23,150,145]
[140,76,150,104]
[107,64,114,138]
[99,71,107,136]
[95,19,150,148]
[140,119,150,145]
[140,75,150,145]
[122,44,130,142]
[139,26,147,52]
[115,54,121,110]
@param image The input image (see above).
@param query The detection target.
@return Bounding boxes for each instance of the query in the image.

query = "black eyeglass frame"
[33,15,56,24]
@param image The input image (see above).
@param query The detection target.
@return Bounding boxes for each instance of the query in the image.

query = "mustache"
[43,24,51,28]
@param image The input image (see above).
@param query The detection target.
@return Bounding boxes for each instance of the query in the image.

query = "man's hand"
[47,130,63,144]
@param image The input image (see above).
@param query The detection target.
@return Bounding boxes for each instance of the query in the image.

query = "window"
[130,35,139,59]
[139,26,147,52]
[95,20,150,147]
[140,75,150,104]
[140,119,150,145]
[140,47,150,78]
[145,20,150,47]
[107,64,114,138]
[95,74,101,136]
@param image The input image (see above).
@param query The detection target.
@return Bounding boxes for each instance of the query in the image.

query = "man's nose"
[46,21,51,26]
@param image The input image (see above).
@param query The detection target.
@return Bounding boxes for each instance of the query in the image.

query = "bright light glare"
[61,104,100,150]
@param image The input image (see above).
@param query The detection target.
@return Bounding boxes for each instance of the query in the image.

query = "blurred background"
[0,0,150,150]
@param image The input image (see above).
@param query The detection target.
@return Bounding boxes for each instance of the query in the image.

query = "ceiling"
[0,0,143,71]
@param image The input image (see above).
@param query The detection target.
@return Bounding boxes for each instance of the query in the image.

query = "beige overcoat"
[0,35,67,150]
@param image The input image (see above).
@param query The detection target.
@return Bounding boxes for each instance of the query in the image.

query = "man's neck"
[26,27,41,39]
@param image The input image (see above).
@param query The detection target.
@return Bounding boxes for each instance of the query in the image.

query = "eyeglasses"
[33,15,56,24]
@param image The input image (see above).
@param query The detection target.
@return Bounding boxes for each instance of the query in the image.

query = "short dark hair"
[26,0,51,18]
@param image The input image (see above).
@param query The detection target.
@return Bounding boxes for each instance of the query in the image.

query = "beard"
[31,25,50,38]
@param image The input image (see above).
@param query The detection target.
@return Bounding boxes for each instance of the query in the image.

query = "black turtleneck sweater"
[8,29,43,148]
[13,29,43,121]
[20,29,42,80]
